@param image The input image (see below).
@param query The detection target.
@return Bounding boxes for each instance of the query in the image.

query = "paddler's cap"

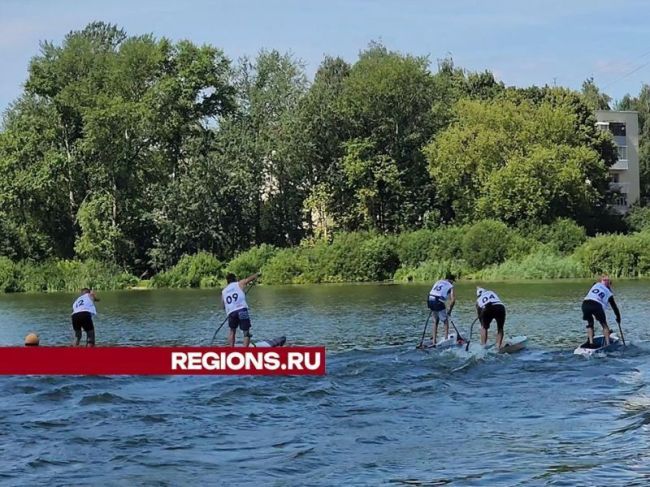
[24,333,39,346]
[476,287,486,297]
[600,275,612,288]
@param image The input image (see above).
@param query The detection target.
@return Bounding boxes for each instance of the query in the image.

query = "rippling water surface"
[1,281,650,486]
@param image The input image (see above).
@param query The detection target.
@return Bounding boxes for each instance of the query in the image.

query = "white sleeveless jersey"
[72,293,97,315]
[584,283,612,309]
[222,282,248,315]
[429,280,453,301]
[476,290,503,309]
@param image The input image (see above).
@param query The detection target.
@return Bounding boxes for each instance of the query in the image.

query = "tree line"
[0,22,647,279]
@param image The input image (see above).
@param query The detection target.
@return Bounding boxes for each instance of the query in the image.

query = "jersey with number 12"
[72,293,97,315]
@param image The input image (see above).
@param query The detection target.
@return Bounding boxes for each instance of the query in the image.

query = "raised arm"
[238,272,260,290]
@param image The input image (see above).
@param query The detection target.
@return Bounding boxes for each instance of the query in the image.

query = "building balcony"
[610,160,629,170]
[609,182,630,193]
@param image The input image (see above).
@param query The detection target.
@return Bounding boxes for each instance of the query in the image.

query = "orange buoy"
[24,333,40,346]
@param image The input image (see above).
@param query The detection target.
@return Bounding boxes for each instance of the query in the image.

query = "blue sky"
[1,0,650,113]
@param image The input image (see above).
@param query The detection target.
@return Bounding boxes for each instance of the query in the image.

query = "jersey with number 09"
[222,282,248,316]
[584,282,612,309]
[72,293,97,315]
[476,290,502,309]
[429,280,453,301]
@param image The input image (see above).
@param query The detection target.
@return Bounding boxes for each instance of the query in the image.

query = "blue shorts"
[427,296,448,322]
[228,308,251,331]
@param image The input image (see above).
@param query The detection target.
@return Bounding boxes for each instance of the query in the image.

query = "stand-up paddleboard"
[574,334,621,357]
[496,336,528,354]
[252,336,286,348]
[418,333,466,350]
[483,336,528,354]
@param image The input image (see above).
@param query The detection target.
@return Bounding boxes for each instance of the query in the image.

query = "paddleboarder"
[71,288,99,347]
[476,287,506,349]
[581,275,621,348]
[427,273,456,347]
[221,272,259,347]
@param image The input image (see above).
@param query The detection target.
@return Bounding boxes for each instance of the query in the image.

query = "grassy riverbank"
[4,219,649,293]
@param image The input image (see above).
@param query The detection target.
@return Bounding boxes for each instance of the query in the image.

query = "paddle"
[210,281,256,345]
[616,319,626,347]
[416,311,433,349]
[449,318,465,343]
[464,317,479,351]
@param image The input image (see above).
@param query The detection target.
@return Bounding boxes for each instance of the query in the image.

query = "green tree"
[581,77,611,111]
[426,98,612,226]
[0,22,235,271]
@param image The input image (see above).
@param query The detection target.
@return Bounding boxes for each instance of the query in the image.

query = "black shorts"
[427,296,445,312]
[582,300,606,325]
[71,311,94,333]
[481,303,506,332]
[228,308,251,331]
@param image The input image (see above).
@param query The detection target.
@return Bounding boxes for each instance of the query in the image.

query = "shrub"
[359,235,400,281]
[625,205,650,232]
[261,248,306,284]
[0,257,20,292]
[14,259,137,292]
[393,259,468,282]
[226,244,278,279]
[461,220,512,269]
[396,230,438,267]
[151,252,223,288]
[574,231,650,278]
[471,250,588,280]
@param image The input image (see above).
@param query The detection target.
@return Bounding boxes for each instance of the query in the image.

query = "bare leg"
[587,326,595,345]
[496,329,504,349]
[602,323,611,346]
[228,329,236,346]
[243,335,251,347]
[432,319,439,345]
[480,327,488,346]
[444,321,449,340]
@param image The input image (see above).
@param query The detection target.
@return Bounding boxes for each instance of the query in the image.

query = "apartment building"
[595,110,640,212]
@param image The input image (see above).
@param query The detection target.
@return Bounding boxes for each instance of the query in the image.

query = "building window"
[610,122,626,136]
[617,145,627,161]
[611,173,619,183]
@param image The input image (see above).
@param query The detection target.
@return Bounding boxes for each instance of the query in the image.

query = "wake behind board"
[252,336,286,348]
[573,334,621,357]
[418,333,466,350]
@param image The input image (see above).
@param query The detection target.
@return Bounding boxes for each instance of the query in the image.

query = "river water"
[1,281,650,486]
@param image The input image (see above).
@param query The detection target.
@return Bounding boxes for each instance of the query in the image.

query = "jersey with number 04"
[222,282,248,315]
[584,283,612,309]
[72,293,97,315]
[476,290,502,309]
[429,280,453,301]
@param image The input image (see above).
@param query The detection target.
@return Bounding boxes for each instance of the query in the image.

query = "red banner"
[0,347,326,375]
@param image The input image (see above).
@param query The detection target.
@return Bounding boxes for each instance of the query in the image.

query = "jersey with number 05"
[584,282,612,309]
[476,290,502,309]
[429,280,453,301]
[72,293,97,315]
[222,282,248,315]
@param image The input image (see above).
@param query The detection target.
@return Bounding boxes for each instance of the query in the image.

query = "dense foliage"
[1,22,649,291]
